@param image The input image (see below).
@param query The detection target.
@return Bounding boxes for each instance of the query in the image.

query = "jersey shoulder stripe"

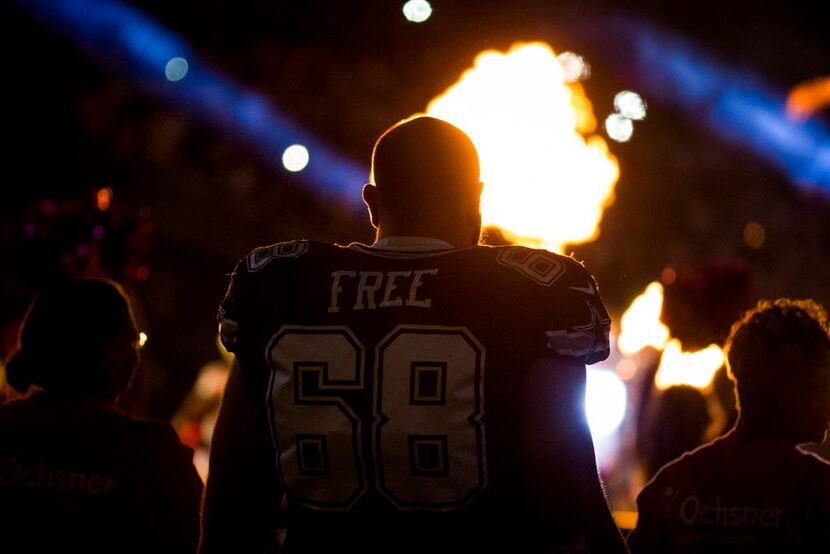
[245,240,311,272]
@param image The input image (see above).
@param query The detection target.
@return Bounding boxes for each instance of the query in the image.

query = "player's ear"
[362,183,380,229]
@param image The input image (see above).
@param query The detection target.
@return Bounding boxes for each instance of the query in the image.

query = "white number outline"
[373,325,487,511]
[266,324,488,512]
[266,325,367,511]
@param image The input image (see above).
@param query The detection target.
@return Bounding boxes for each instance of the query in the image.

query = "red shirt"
[628,428,830,552]
[0,393,203,554]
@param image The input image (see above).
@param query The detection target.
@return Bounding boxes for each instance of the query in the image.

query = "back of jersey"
[219,240,610,551]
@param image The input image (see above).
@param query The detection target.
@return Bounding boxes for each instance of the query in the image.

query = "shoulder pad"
[246,240,310,272]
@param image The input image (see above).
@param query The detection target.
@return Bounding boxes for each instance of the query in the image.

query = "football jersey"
[219,239,611,551]
[627,428,830,553]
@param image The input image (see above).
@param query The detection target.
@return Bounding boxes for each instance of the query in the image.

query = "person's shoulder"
[795,444,830,474]
[236,239,334,273]
[734,432,830,474]
[0,394,113,429]
[104,411,203,498]
[477,244,594,287]
[0,395,28,413]
[117,414,201,476]
[798,450,830,500]
[124,413,181,439]
[643,434,726,491]
[107,410,191,452]
[481,243,585,266]
[0,396,30,430]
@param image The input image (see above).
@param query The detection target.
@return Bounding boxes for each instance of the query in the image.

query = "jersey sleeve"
[219,240,311,354]
[543,259,611,365]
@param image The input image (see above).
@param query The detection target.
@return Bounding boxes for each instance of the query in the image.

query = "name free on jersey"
[328,268,438,313]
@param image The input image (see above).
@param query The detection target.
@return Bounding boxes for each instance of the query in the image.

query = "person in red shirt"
[628,298,830,552]
[0,279,203,554]
[201,115,627,553]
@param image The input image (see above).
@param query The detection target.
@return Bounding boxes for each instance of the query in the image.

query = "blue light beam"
[16,0,368,209]
[582,12,830,191]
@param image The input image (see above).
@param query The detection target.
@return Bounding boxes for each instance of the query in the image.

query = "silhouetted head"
[725,298,830,442]
[362,115,482,246]
[641,385,711,479]
[5,279,140,400]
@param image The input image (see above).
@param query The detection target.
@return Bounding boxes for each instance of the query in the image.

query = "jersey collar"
[370,236,456,251]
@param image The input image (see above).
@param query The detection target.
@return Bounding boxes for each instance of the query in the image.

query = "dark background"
[1,0,828,420]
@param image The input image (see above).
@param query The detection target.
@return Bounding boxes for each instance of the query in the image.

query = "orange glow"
[619,282,726,389]
[96,187,112,211]
[786,76,830,121]
[617,282,670,355]
[654,339,725,390]
[426,42,619,253]
[660,267,677,285]
[743,221,766,249]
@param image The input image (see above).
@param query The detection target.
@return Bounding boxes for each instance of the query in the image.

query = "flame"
[426,42,619,253]
[654,339,725,390]
[618,281,726,389]
[618,282,670,355]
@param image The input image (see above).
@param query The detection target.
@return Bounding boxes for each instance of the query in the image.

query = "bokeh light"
[743,221,766,249]
[282,144,310,172]
[605,113,634,143]
[601,15,830,190]
[557,51,590,83]
[427,42,619,253]
[586,367,628,439]
[96,187,112,211]
[165,57,189,81]
[615,358,638,381]
[786,76,830,121]
[402,0,432,23]
[614,90,647,120]
[138,332,148,348]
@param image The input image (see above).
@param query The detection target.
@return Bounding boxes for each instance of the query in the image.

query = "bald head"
[364,115,483,245]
